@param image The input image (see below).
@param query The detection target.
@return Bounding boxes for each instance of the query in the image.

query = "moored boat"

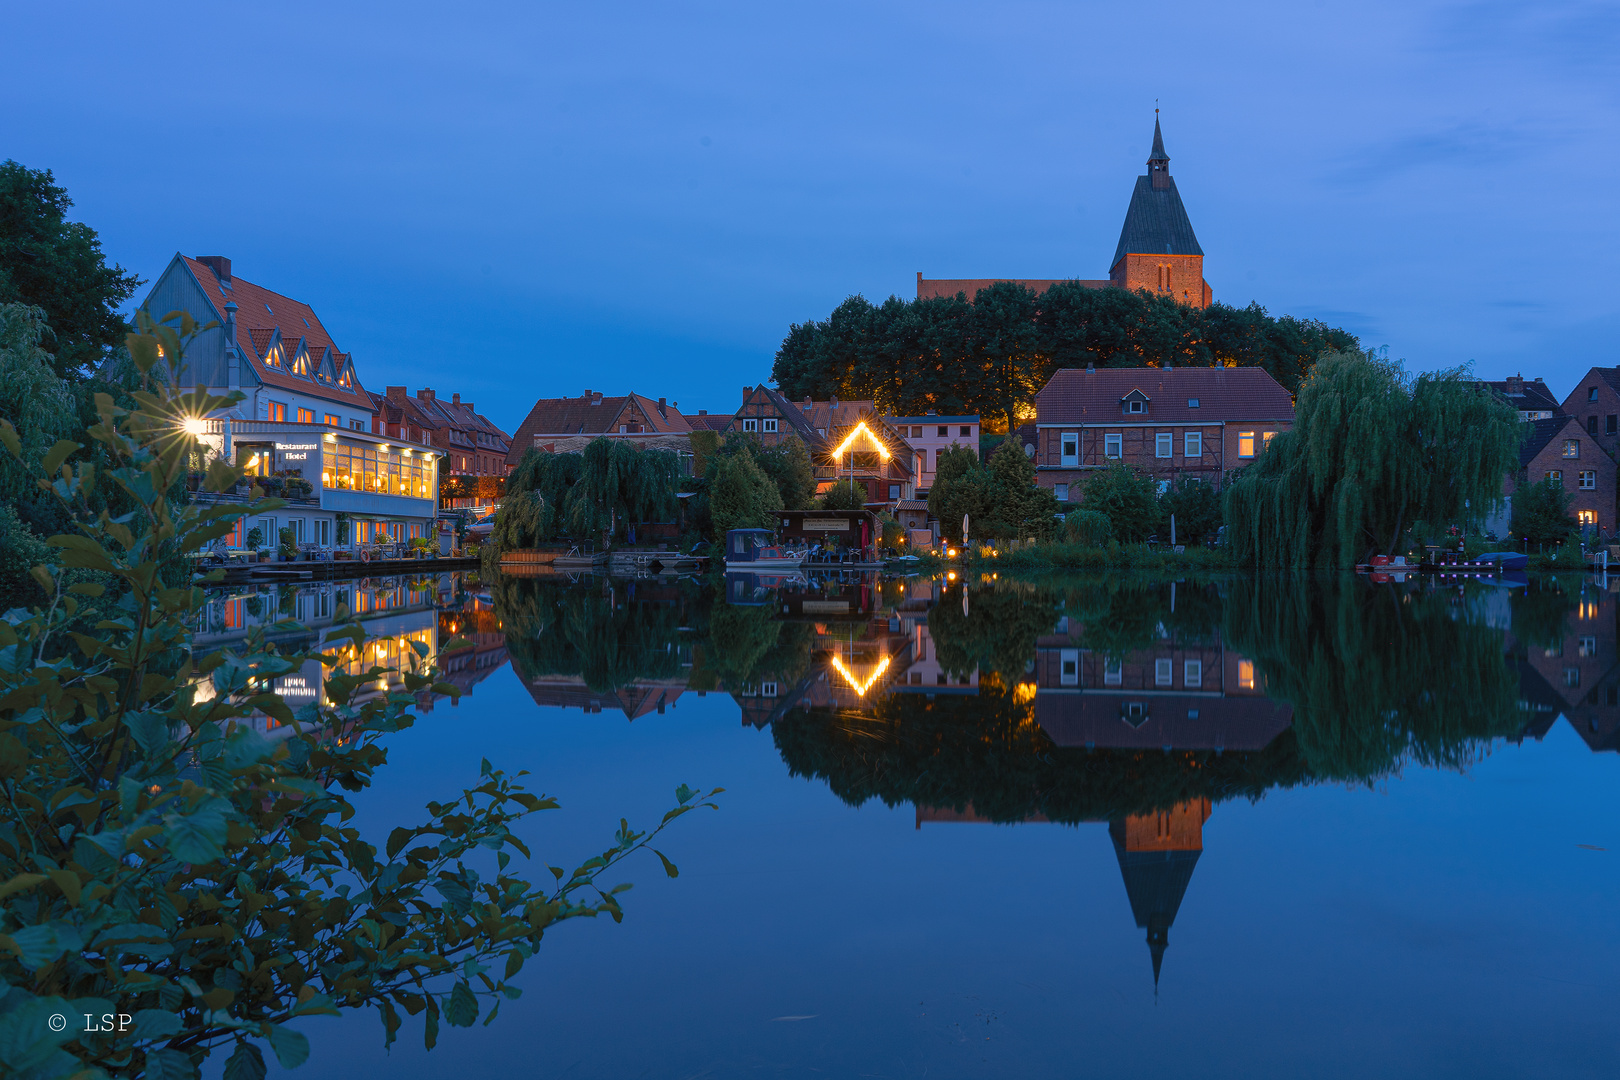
[723,528,807,569]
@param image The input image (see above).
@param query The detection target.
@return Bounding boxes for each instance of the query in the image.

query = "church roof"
[1149,116,1168,161]
[1111,176,1204,269]
[1109,823,1202,987]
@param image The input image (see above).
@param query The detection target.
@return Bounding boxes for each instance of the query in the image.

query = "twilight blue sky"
[3,0,1616,433]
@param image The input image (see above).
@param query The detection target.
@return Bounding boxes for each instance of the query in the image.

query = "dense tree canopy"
[0,161,143,379]
[1223,348,1522,567]
[493,439,679,549]
[773,282,1358,431]
[926,442,1059,544]
[1510,477,1575,545]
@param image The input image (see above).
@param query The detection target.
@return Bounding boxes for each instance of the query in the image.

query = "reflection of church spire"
[1108,799,1211,990]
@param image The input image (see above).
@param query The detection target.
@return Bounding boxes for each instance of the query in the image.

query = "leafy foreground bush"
[0,312,719,1079]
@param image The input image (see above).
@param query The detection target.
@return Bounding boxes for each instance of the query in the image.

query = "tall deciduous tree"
[709,452,782,536]
[1509,477,1574,545]
[1223,348,1522,568]
[0,161,143,379]
[1080,463,1160,542]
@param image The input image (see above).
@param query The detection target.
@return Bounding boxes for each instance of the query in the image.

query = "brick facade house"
[505,391,693,465]
[1507,415,1613,536]
[1032,366,1295,501]
[1559,368,1620,453]
[917,115,1211,308]
[1481,374,1560,421]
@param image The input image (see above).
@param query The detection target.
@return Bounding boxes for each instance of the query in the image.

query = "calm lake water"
[206,568,1620,1079]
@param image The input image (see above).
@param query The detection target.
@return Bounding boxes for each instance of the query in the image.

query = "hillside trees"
[1223,348,1522,568]
[772,283,1358,427]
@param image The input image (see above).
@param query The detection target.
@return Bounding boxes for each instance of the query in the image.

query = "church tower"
[1108,114,1213,307]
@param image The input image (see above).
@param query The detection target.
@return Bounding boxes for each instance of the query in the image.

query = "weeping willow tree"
[494,439,680,551]
[1224,348,1522,568]
[569,437,681,545]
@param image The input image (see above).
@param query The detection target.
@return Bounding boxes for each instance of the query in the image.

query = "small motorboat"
[553,547,608,569]
[1475,551,1529,571]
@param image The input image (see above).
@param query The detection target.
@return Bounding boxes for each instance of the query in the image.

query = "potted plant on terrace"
[410,536,433,560]
[244,525,264,562]
[279,526,299,562]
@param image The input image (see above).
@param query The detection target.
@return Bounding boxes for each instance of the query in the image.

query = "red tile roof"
[1036,366,1294,425]
[505,392,692,465]
[181,256,373,411]
[916,277,1109,301]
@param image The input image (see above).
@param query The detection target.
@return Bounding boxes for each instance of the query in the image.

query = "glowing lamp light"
[830,421,892,461]
[182,417,207,436]
[830,654,891,697]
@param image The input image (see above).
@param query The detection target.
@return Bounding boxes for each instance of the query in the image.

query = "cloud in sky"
[0,0,1614,430]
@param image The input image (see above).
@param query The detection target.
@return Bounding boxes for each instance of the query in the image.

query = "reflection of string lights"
[830,654,891,696]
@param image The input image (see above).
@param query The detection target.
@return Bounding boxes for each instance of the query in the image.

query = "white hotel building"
[140,255,443,550]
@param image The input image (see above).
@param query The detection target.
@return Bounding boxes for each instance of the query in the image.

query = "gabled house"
[728,386,918,507]
[1033,366,1295,502]
[1559,368,1620,455]
[1503,414,1612,536]
[505,390,693,465]
[408,390,513,478]
[883,413,981,494]
[1480,374,1560,422]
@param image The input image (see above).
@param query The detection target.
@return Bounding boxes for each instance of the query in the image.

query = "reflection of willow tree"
[690,601,814,692]
[1053,575,1223,658]
[1223,576,1522,781]
[1508,574,1580,652]
[927,582,1059,679]
[772,676,1309,823]
[491,575,690,693]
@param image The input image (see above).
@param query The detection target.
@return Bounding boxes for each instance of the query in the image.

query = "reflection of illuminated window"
[1184,659,1202,687]
[1564,667,1581,688]
[1580,637,1597,657]
[1155,658,1173,685]
[1238,659,1255,690]
[1104,658,1122,686]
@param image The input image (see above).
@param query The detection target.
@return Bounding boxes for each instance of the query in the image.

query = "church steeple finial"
[1149,111,1170,189]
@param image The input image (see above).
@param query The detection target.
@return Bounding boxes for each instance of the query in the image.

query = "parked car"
[464,510,497,542]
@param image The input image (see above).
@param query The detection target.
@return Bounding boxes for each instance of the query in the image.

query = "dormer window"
[1128,400,1145,414]
[1121,390,1150,415]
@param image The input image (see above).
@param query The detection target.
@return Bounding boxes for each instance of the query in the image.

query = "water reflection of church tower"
[1109,798,1210,988]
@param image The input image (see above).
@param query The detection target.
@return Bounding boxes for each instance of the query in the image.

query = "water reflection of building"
[1111,799,1209,988]
[1512,587,1620,752]
[915,796,1210,988]
[1032,620,1292,751]
[193,573,506,732]
[518,675,691,719]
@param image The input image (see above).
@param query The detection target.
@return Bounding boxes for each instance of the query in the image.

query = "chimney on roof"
[1505,374,1524,396]
[386,386,406,404]
[452,393,460,406]
[1087,362,1095,372]
[418,388,436,402]
[830,395,839,410]
[592,392,603,404]
[743,386,752,405]
[196,255,232,284]
[658,396,667,417]
[698,409,707,415]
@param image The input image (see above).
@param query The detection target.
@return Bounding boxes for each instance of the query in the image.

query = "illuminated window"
[1155,658,1173,685]
[1105,433,1122,458]
[325,414,339,426]
[1239,431,1256,457]
[297,408,315,424]
[1578,509,1597,526]
[1564,440,1580,458]
[264,344,283,368]
[1546,470,1562,486]
[1184,659,1202,687]
[267,401,286,422]
[1238,659,1255,690]
[1263,431,1277,449]
[1185,431,1202,457]
[1156,432,1173,458]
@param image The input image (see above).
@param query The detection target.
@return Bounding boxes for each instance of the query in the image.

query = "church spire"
[1149,111,1171,189]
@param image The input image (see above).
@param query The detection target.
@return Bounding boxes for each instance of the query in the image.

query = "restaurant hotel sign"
[275,441,319,467]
